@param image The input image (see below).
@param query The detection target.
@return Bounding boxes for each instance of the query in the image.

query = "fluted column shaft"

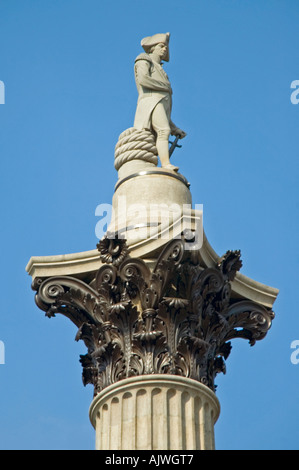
[89,375,220,451]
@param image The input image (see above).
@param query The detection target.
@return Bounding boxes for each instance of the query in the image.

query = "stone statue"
[133,33,186,172]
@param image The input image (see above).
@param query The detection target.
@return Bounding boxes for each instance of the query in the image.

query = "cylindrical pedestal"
[89,375,220,451]
[109,167,192,245]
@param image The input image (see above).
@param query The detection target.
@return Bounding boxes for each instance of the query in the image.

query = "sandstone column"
[30,232,275,450]
[89,375,220,451]
[26,32,278,451]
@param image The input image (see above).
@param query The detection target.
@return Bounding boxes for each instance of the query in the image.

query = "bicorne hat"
[141,33,170,61]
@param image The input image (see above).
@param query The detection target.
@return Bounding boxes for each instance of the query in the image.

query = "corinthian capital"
[32,237,274,396]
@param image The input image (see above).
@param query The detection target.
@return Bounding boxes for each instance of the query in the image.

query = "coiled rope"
[114,127,158,171]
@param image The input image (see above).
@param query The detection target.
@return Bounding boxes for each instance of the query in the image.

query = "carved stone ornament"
[32,236,274,396]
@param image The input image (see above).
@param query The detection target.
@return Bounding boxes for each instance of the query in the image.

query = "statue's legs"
[152,102,178,171]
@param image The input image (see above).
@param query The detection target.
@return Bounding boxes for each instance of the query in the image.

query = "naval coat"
[133,53,176,132]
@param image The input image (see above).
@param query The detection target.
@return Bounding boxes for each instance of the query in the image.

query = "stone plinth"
[109,169,192,244]
[89,375,220,451]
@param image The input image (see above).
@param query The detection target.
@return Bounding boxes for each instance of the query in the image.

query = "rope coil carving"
[114,127,158,171]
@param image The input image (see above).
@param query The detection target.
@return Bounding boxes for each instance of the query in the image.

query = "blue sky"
[0,0,298,450]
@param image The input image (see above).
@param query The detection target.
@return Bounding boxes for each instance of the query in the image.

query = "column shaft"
[89,375,220,451]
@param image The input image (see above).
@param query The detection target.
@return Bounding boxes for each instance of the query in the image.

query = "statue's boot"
[157,139,179,172]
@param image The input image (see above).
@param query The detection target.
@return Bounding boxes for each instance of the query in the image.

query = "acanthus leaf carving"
[32,238,274,395]
[97,234,130,267]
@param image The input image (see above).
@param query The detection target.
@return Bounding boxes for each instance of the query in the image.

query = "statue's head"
[141,33,170,62]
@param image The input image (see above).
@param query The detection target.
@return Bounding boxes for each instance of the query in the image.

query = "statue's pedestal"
[89,375,220,451]
[110,164,192,245]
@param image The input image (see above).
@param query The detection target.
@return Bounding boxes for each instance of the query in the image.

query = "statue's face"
[152,42,168,61]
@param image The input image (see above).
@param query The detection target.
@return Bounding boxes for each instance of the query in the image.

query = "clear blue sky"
[0,0,298,450]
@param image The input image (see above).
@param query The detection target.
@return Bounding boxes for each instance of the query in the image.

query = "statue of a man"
[133,33,186,171]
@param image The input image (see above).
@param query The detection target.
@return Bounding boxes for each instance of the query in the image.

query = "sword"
[169,135,182,157]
